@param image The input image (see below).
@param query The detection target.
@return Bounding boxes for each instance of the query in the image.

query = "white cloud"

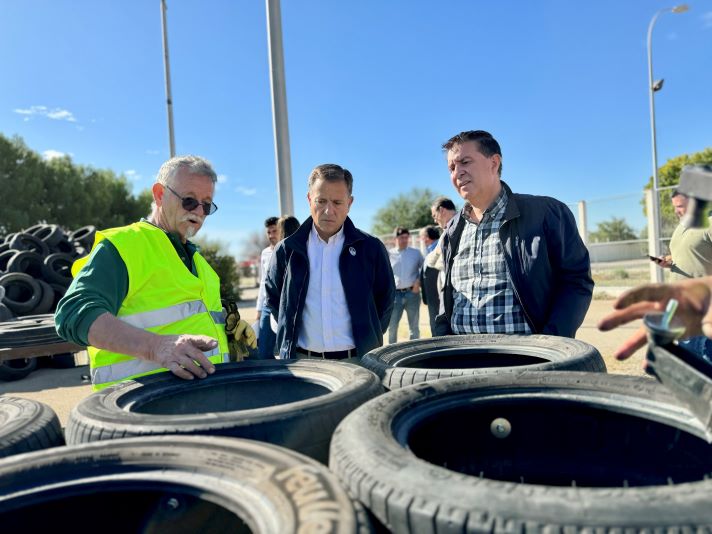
[217,174,228,184]
[42,150,67,161]
[145,149,160,155]
[703,12,712,28]
[13,105,77,122]
[236,186,257,196]
[124,169,141,181]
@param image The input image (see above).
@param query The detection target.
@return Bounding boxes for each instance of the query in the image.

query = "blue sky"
[2,1,711,257]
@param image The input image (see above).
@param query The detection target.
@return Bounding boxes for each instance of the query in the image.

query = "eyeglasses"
[164,184,218,216]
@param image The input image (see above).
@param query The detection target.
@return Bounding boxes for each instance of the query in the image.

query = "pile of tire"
[0,224,95,320]
[329,371,712,531]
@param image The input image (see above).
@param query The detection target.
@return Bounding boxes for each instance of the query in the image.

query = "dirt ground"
[0,286,647,427]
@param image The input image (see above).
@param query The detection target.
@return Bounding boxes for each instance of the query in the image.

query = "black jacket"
[265,217,395,358]
[434,181,593,338]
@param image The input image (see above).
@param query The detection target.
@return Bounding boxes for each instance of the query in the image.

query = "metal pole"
[647,9,664,282]
[265,0,294,216]
[160,0,176,158]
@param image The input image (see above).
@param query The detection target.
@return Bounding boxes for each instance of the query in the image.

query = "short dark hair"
[671,189,687,200]
[308,163,353,195]
[432,196,456,212]
[442,130,503,176]
[264,216,279,227]
[423,225,440,241]
[394,226,409,237]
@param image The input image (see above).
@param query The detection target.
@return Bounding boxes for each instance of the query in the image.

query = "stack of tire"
[0,224,95,320]
[0,224,94,381]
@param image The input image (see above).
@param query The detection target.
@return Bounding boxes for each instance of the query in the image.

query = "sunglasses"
[164,184,218,216]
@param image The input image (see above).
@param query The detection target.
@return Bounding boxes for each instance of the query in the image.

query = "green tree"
[589,217,638,243]
[0,133,152,235]
[644,147,712,230]
[371,187,442,236]
[194,238,241,301]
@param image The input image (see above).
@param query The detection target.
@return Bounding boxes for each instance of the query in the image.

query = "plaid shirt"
[450,188,532,334]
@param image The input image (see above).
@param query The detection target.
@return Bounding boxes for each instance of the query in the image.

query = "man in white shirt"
[256,216,279,359]
[388,227,424,343]
[264,164,395,360]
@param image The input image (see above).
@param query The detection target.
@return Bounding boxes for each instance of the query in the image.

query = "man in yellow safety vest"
[55,155,255,390]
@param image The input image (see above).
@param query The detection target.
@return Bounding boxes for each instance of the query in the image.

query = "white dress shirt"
[255,245,274,312]
[297,225,355,351]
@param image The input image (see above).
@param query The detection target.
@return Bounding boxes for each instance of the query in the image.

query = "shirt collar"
[310,222,345,245]
[463,187,508,223]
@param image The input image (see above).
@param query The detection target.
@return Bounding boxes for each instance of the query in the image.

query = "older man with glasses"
[55,155,255,390]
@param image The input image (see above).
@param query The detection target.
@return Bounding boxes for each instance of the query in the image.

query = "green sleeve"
[54,240,129,346]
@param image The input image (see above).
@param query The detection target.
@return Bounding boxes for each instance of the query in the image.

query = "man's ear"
[152,182,164,206]
[491,154,502,175]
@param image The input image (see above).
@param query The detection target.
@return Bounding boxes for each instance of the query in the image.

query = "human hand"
[233,319,257,349]
[598,277,712,361]
[148,334,218,380]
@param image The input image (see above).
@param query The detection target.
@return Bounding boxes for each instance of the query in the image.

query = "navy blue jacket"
[264,217,395,359]
[434,181,593,338]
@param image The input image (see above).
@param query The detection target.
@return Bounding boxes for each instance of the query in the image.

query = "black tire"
[0,249,16,272]
[0,314,63,347]
[0,358,38,381]
[23,224,47,236]
[66,360,383,463]
[6,250,45,279]
[0,273,42,315]
[330,371,712,531]
[0,435,370,533]
[31,224,63,247]
[41,253,74,286]
[0,303,15,322]
[49,237,75,256]
[7,233,49,257]
[49,283,66,310]
[30,280,54,315]
[0,396,65,458]
[363,334,606,389]
[47,352,76,369]
[68,225,96,249]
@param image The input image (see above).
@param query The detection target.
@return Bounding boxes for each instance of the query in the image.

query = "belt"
[296,347,357,360]
[396,286,413,292]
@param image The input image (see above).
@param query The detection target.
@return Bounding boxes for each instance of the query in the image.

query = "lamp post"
[160,0,176,158]
[647,4,688,282]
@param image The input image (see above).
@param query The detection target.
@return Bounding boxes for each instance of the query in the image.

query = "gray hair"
[156,155,217,186]
[150,155,217,218]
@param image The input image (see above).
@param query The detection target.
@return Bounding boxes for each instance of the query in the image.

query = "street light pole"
[646,4,688,283]
[160,0,176,158]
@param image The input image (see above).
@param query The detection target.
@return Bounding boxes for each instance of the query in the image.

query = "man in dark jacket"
[434,130,593,338]
[265,163,395,360]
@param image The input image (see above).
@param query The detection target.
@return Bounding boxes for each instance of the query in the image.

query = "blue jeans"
[679,335,712,365]
[256,307,277,359]
[388,290,420,344]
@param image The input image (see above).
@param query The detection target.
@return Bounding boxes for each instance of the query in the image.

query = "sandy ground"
[0,285,647,427]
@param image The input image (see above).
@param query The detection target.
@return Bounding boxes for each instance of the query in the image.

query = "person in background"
[255,216,279,359]
[388,227,424,343]
[55,155,255,390]
[424,196,458,296]
[265,163,395,361]
[278,215,300,241]
[435,129,592,338]
[419,225,441,336]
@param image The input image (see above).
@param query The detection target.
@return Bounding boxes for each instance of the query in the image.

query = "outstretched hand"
[149,334,218,380]
[598,278,712,361]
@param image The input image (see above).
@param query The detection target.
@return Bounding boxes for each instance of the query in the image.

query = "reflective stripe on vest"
[119,300,226,329]
[90,347,229,386]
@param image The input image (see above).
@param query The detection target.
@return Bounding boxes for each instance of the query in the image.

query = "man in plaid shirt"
[434,130,593,338]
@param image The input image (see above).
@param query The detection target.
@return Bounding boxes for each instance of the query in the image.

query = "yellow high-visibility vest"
[72,221,229,390]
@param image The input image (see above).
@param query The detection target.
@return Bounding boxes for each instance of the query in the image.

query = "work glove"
[223,299,257,362]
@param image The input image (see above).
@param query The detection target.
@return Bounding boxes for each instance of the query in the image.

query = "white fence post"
[645,189,664,283]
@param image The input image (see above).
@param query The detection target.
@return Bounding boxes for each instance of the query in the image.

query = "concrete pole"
[646,189,664,282]
[265,0,294,215]
[160,0,176,158]
[577,200,588,246]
